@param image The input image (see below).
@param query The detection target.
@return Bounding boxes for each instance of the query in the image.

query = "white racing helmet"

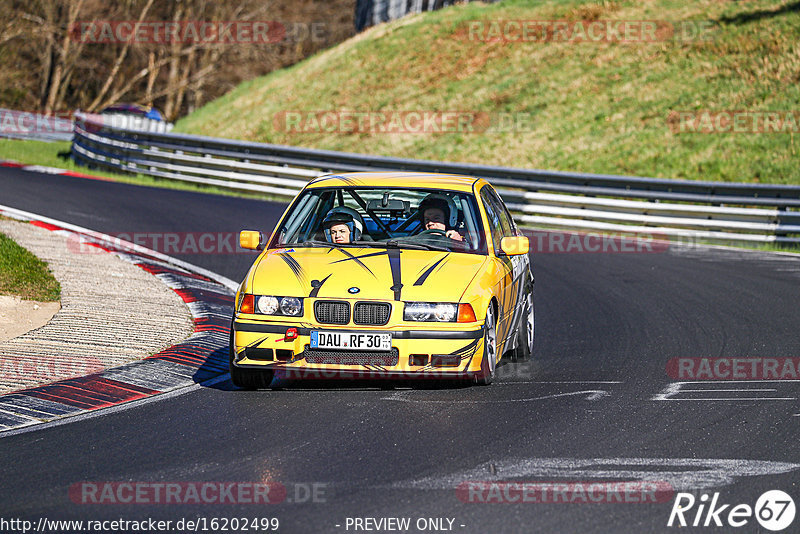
[322,206,364,242]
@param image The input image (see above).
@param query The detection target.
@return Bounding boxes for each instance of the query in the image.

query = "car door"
[479,185,518,354]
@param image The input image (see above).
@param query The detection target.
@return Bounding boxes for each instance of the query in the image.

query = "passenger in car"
[322,207,364,244]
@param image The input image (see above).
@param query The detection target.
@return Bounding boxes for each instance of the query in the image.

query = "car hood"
[249,246,487,302]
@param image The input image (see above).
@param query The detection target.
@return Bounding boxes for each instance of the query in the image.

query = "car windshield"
[271,187,488,255]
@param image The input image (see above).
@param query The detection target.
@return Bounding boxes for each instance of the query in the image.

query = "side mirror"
[500,236,529,256]
[240,230,264,250]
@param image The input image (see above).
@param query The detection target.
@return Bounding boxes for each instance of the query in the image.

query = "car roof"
[306,172,482,193]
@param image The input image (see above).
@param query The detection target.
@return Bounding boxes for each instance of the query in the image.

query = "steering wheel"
[418,229,448,237]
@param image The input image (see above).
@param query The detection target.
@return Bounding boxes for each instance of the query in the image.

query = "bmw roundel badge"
[348,287,360,294]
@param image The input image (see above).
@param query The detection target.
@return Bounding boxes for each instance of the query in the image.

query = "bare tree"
[0,0,356,118]
[43,0,86,114]
[86,0,155,111]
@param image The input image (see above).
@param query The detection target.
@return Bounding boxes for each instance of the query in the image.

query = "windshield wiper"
[379,240,451,252]
[299,240,378,249]
[299,239,452,252]
[299,240,329,247]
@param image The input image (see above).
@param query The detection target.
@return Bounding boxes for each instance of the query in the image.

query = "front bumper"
[232,319,486,378]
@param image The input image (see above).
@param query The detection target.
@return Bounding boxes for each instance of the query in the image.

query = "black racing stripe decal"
[413,253,450,286]
[414,258,437,278]
[278,253,307,285]
[388,248,403,301]
[311,175,362,186]
[463,336,484,370]
[417,339,481,372]
[236,337,272,360]
[451,338,481,358]
[332,250,389,262]
[332,248,379,278]
[247,337,269,349]
[309,175,351,185]
[417,253,450,276]
[332,248,387,263]
[309,274,332,298]
[505,262,530,345]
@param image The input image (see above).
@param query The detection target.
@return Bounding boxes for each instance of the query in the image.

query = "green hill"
[176,0,800,184]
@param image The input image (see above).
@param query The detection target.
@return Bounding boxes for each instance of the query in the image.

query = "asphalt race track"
[1,168,800,533]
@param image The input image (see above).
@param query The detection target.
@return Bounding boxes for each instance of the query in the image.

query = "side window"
[485,187,516,237]
[480,187,505,254]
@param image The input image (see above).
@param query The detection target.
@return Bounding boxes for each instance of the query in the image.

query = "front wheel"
[474,305,497,385]
[229,324,274,389]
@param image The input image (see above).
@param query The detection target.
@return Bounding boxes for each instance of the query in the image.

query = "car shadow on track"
[195,343,534,392]
[266,378,474,391]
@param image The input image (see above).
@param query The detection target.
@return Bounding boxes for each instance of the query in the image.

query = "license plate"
[310,331,391,351]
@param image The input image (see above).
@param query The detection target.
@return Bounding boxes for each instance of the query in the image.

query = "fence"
[71,112,800,245]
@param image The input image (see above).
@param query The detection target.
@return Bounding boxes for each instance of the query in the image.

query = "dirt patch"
[0,295,60,342]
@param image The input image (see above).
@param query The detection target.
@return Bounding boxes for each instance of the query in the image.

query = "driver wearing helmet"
[418,194,463,242]
[322,207,363,244]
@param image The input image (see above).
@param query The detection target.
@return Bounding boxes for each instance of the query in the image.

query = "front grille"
[303,347,399,366]
[314,300,350,324]
[353,302,391,325]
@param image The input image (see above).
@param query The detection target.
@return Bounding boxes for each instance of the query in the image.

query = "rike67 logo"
[668,490,795,531]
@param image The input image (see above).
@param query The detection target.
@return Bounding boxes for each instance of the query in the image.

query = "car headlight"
[240,295,303,316]
[280,296,302,316]
[404,302,458,322]
[256,296,280,315]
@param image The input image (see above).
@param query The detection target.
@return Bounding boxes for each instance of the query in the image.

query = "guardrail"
[95,113,174,134]
[71,112,800,245]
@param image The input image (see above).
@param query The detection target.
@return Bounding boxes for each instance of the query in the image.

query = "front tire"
[474,305,497,385]
[229,323,274,389]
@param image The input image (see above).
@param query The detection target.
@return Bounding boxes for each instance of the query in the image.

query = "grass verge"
[0,231,61,301]
[177,0,800,185]
[0,138,294,202]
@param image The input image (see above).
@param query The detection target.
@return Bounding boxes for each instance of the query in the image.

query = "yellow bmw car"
[230,172,534,387]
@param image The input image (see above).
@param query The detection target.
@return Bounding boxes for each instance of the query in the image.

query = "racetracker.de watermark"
[463,20,714,43]
[273,111,533,134]
[66,232,254,255]
[0,357,104,383]
[70,21,328,44]
[668,111,800,134]
[456,481,674,503]
[0,110,73,136]
[273,361,539,382]
[667,358,800,381]
[69,482,327,505]
[526,231,670,253]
